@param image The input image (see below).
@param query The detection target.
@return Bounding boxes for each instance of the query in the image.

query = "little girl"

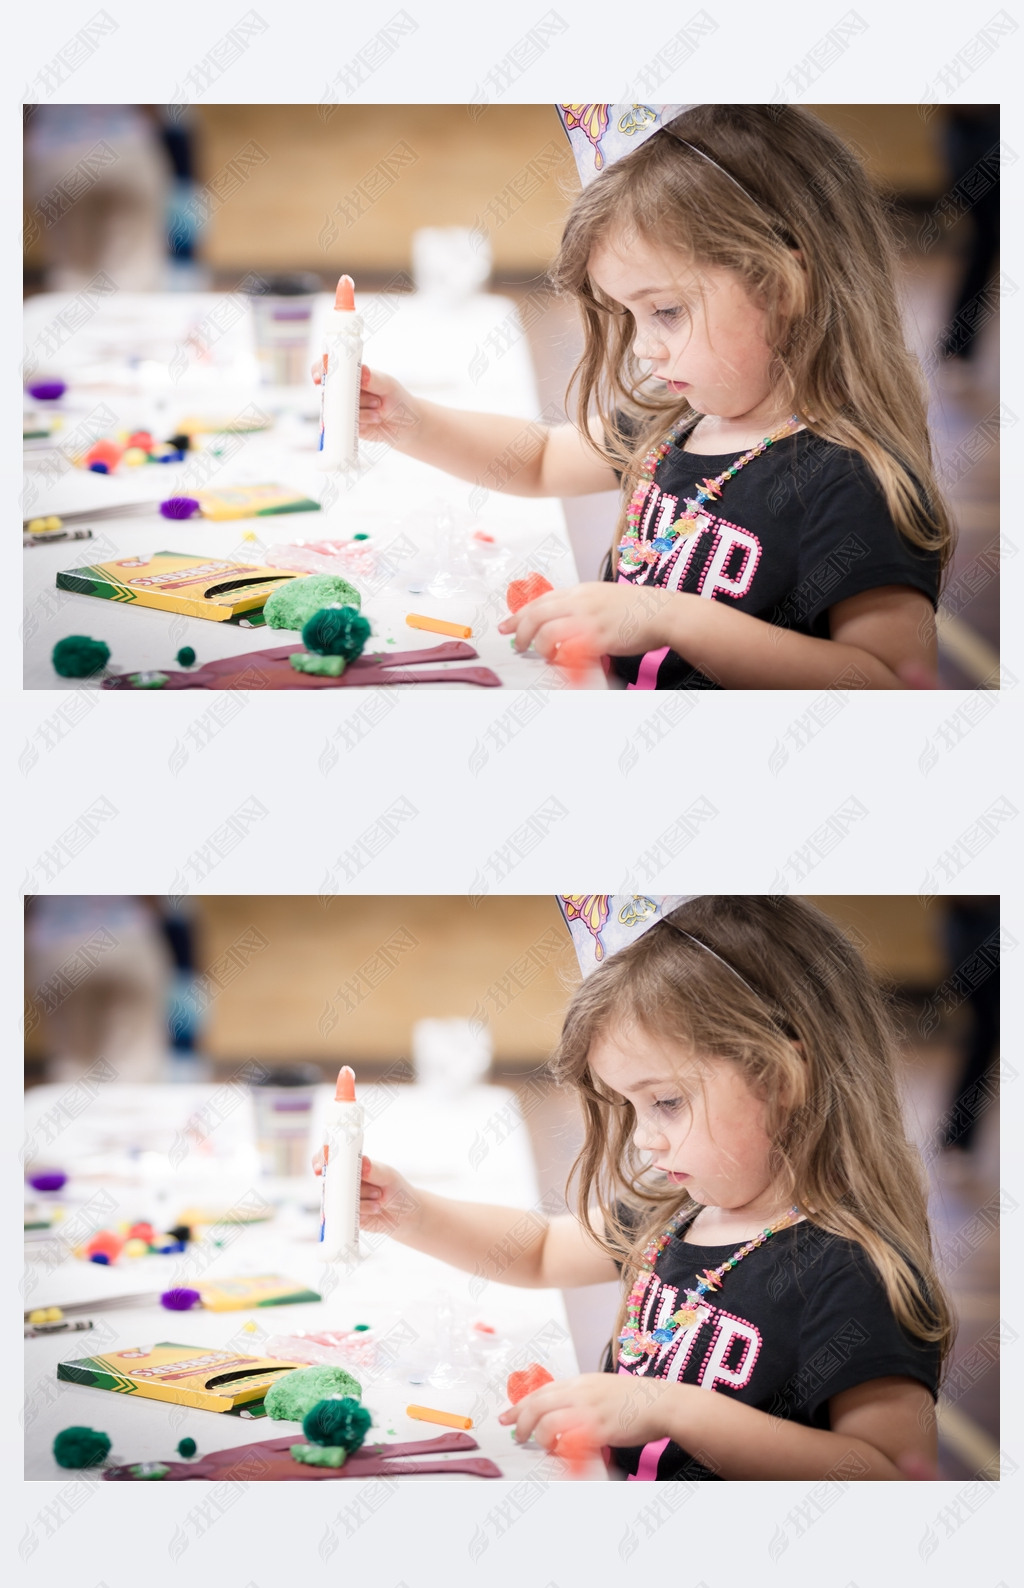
[334,896,952,1480]
[344,105,954,688]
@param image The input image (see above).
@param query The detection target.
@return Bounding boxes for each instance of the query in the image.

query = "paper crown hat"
[556,104,697,186]
[557,895,699,976]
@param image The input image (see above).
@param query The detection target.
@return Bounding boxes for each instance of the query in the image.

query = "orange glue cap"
[334,276,355,311]
[335,1065,356,1102]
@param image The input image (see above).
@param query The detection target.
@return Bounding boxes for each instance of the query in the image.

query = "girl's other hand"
[498,1372,681,1452]
[310,360,421,445]
[311,1151,420,1237]
[498,582,682,662]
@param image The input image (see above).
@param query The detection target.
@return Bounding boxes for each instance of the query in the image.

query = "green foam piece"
[128,671,169,688]
[291,1443,347,1467]
[290,653,346,676]
[263,1365,362,1422]
[263,575,361,630]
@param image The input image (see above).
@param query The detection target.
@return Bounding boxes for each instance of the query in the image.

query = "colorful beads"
[617,414,800,574]
[617,1204,801,1356]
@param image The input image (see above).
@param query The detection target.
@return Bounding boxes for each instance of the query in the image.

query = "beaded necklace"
[617,414,801,573]
[618,1203,801,1364]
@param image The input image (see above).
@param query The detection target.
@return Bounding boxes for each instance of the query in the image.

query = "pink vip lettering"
[696,1310,762,1392]
[696,523,762,601]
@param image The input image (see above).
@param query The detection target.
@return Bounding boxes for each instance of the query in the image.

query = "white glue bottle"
[318,274,363,471]
[319,1064,364,1261]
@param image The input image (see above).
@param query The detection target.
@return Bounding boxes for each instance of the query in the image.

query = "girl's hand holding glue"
[313,1145,419,1239]
[499,1372,683,1455]
[312,360,420,448]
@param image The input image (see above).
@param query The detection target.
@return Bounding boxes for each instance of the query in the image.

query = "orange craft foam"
[406,613,472,639]
[406,1404,473,1430]
[334,275,355,311]
[334,1065,356,1102]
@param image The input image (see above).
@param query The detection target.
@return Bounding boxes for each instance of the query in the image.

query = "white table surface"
[24,1081,603,1481]
[23,290,605,690]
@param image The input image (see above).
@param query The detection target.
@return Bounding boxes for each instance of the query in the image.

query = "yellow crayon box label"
[56,551,299,621]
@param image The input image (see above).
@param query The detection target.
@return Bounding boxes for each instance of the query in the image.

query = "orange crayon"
[406,613,472,639]
[406,1404,473,1430]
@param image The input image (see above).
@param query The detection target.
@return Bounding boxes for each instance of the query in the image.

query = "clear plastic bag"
[263,538,377,580]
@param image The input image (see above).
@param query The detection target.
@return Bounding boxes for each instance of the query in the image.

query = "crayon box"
[57,1343,307,1411]
[55,551,300,622]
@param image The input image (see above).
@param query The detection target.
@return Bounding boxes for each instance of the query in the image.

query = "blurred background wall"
[25,894,953,1077]
[24,105,949,288]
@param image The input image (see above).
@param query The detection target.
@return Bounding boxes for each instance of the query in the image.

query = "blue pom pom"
[89,1253,110,1265]
[88,461,109,474]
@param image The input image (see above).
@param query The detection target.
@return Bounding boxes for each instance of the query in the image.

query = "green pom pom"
[291,1443,348,1467]
[290,653,345,677]
[176,646,196,668]
[176,1436,197,1458]
[302,1396,371,1451]
[52,636,110,678]
[53,1426,111,1468]
[263,575,361,631]
[263,1365,362,1422]
[301,605,370,660]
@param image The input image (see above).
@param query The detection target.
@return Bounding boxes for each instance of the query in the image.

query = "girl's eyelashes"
[652,307,683,322]
[653,1097,685,1113]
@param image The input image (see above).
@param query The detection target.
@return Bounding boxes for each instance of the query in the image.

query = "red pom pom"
[506,1363,554,1404]
[506,573,553,613]
[85,1230,124,1261]
[84,440,123,470]
[128,1222,156,1243]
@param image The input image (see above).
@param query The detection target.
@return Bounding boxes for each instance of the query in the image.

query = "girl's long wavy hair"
[550,896,956,1374]
[550,105,955,577]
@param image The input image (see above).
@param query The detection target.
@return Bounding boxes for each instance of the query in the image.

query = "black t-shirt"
[603,1209,940,1480]
[603,420,941,689]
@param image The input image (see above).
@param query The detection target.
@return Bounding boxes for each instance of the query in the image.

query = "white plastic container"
[318,274,363,471]
[319,1064,364,1261]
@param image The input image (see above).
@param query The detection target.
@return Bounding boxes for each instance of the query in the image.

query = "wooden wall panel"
[198,895,574,1062]
[197,895,947,1062]
[24,107,950,278]
[192,104,574,274]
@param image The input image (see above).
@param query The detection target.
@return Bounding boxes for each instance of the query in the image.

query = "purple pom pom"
[159,497,200,520]
[27,380,66,401]
[160,1288,201,1311]
[28,1171,67,1192]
